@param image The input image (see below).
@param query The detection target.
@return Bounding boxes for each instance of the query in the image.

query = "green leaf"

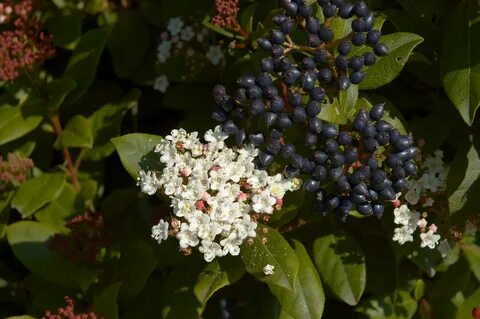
[194,257,245,304]
[4,316,37,319]
[441,0,480,126]
[119,240,157,299]
[44,77,77,112]
[357,33,424,89]
[455,287,480,319]
[35,184,81,231]
[0,190,14,239]
[93,282,123,319]
[202,16,235,38]
[0,102,43,146]
[111,133,163,179]
[11,172,66,218]
[108,12,150,78]
[313,230,366,305]
[448,135,480,220]
[356,290,417,319]
[319,85,358,125]
[6,221,99,290]
[64,28,111,103]
[84,90,140,161]
[271,240,325,319]
[240,225,299,292]
[462,243,480,281]
[54,115,93,149]
[46,14,82,49]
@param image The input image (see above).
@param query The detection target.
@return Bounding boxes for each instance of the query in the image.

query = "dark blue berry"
[363,13,374,31]
[404,161,417,176]
[264,112,278,126]
[267,140,282,155]
[372,204,384,218]
[326,139,339,154]
[364,138,378,152]
[367,189,378,201]
[371,171,387,186]
[270,29,285,45]
[375,120,392,132]
[390,129,401,144]
[306,17,320,33]
[363,124,377,138]
[397,147,417,161]
[309,117,323,133]
[261,58,274,72]
[292,154,305,169]
[357,203,373,216]
[277,113,293,128]
[302,160,316,173]
[351,193,367,204]
[314,49,328,63]
[353,182,369,196]
[379,186,396,200]
[308,34,322,47]
[284,1,298,16]
[283,68,302,86]
[281,144,296,158]
[331,0,344,6]
[271,96,285,112]
[344,147,358,163]
[263,85,279,99]
[328,196,340,209]
[323,124,338,138]
[367,156,378,169]
[235,129,246,144]
[336,55,348,71]
[259,152,274,166]
[318,26,334,41]
[367,30,381,45]
[352,18,366,32]
[310,87,326,101]
[349,56,365,71]
[249,132,264,146]
[258,38,272,51]
[329,167,344,180]
[386,154,402,168]
[337,75,351,90]
[338,40,352,55]
[251,99,265,114]
[312,165,327,181]
[288,92,302,107]
[302,71,317,91]
[350,71,365,84]
[330,152,346,167]
[322,4,337,18]
[223,120,239,134]
[317,0,330,5]
[370,103,385,121]
[353,110,369,131]
[298,4,314,17]
[280,19,295,34]
[355,1,369,17]
[285,165,301,178]
[335,176,351,192]
[256,73,273,88]
[376,132,390,146]
[392,166,406,180]
[337,132,352,145]
[272,45,284,57]
[363,52,376,66]
[238,75,256,88]
[248,86,263,99]
[374,43,389,56]
[393,179,407,192]
[293,107,307,122]
[314,150,328,164]
[306,100,321,116]
[302,57,317,70]
[212,108,228,122]
[318,68,333,83]
[352,32,366,46]
[338,3,355,18]
[213,85,227,102]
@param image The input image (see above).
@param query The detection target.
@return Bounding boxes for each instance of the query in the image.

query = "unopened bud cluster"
[0,153,34,190]
[137,126,300,261]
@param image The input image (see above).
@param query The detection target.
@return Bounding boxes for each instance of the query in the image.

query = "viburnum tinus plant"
[1,0,480,318]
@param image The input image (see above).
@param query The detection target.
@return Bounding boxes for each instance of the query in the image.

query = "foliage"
[0,0,479,318]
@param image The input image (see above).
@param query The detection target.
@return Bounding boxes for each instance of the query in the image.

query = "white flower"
[137,170,160,195]
[181,26,195,41]
[167,17,184,36]
[417,218,428,229]
[157,41,172,63]
[252,190,277,214]
[153,75,169,93]
[199,240,223,262]
[392,226,414,245]
[405,180,423,205]
[393,205,411,226]
[151,220,169,243]
[422,197,435,207]
[263,264,275,275]
[204,125,229,149]
[437,239,451,258]
[206,45,224,66]
[420,230,441,249]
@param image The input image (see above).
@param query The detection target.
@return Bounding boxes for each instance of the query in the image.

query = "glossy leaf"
[358,33,424,89]
[194,257,245,304]
[313,230,366,305]
[46,14,82,49]
[455,287,480,319]
[271,241,325,319]
[241,225,299,292]
[111,133,163,179]
[44,77,77,112]
[11,172,66,218]
[54,115,93,149]
[0,102,43,146]
[356,290,417,319]
[441,0,480,126]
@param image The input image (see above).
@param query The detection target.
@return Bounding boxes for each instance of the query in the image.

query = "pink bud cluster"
[0,0,55,81]
[49,212,111,264]
[211,0,240,28]
[0,153,34,190]
[41,296,103,319]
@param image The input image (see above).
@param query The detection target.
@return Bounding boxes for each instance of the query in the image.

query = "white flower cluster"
[405,150,448,205]
[137,126,300,262]
[392,204,440,248]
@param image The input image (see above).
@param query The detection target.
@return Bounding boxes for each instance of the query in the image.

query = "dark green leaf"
[111,133,163,179]
[462,243,480,281]
[0,101,43,146]
[356,290,417,319]
[441,0,480,126]
[118,240,157,299]
[44,78,77,112]
[54,115,93,149]
[241,225,299,292]
[46,14,82,49]
[11,172,66,218]
[64,28,111,103]
[456,287,480,319]
[313,230,366,305]
[357,33,424,89]
[271,240,325,319]
[6,221,99,290]
[108,12,150,78]
[93,282,123,319]
[194,257,245,304]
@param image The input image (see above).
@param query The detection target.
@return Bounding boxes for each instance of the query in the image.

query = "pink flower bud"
[429,224,438,233]
[180,167,192,176]
[275,197,283,207]
[391,199,401,208]
[417,218,428,229]
[237,192,248,202]
[196,200,206,211]
[202,192,211,201]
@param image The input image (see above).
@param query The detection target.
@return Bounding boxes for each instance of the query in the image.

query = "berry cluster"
[211,1,417,220]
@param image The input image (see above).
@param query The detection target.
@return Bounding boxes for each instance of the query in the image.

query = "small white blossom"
[153,75,169,93]
[420,229,441,249]
[157,41,172,63]
[206,45,224,66]
[137,170,160,195]
[167,17,184,36]
[263,264,275,276]
[151,220,169,243]
[393,205,412,226]
[181,26,195,41]
[393,226,414,245]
